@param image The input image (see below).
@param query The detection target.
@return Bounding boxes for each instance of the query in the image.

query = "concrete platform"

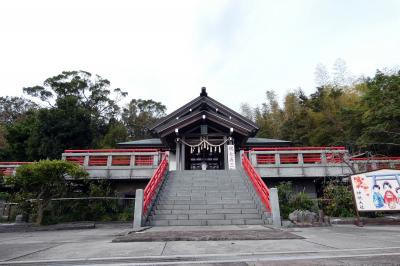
[1,223,400,265]
[113,225,302,242]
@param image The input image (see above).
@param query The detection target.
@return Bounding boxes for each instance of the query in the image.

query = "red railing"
[256,154,275,164]
[242,153,271,212]
[65,156,85,165]
[252,146,346,151]
[0,162,32,165]
[303,153,322,163]
[0,162,32,176]
[280,154,298,164]
[111,155,131,166]
[350,157,400,161]
[143,154,169,214]
[88,156,108,166]
[64,149,158,153]
[135,155,154,166]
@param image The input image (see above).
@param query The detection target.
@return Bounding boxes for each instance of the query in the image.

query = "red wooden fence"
[142,154,169,214]
[242,153,271,212]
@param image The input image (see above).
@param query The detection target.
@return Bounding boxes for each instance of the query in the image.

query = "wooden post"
[223,136,228,170]
[350,178,363,227]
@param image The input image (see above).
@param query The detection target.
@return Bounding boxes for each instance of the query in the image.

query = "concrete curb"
[0,221,95,233]
[331,216,400,225]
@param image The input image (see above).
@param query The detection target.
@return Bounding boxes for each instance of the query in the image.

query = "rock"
[288,210,329,227]
[15,214,24,223]
[282,220,294,227]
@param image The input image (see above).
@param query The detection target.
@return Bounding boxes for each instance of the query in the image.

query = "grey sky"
[1,0,399,113]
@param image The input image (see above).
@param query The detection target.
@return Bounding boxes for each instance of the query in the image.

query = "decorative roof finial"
[200,87,207,96]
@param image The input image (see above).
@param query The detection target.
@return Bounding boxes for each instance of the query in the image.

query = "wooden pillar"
[176,140,180,171]
[181,137,185,170]
[223,136,228,170]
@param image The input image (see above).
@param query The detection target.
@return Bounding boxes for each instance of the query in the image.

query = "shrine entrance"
[149,88,259,171]
[183,137,226,170]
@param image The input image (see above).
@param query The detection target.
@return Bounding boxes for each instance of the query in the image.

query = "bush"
[0,192,9,201]
[320,180,355,217]
[41,199,134,225]
[41,180,134,225]
[276,181,317,219]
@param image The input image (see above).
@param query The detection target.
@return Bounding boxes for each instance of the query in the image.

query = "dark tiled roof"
[118,137,290,147]
[118,138,163,146]
[150,88,259,138]
[246,137,291,144]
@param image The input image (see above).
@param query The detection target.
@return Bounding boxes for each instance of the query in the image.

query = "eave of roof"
[150,89,259,136]
[246,137,291,144]
[118,138,164,146]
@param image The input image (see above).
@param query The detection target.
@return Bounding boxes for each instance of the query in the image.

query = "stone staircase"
[147,170,271,226]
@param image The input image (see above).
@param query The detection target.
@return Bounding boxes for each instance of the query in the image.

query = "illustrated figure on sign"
[383,182,397,209]
[396,187,400,205]
[372,184,384,208]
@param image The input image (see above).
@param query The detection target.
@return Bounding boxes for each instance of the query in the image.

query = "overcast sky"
[1,0,400,113]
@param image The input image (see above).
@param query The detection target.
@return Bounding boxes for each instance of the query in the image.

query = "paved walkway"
[113,225,302,242]
[0,224,399,265]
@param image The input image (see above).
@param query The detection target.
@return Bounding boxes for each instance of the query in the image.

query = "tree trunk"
[36,200,44,225]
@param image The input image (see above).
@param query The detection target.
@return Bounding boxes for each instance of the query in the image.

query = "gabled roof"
[150,88,259,137]
[118,138,163,146]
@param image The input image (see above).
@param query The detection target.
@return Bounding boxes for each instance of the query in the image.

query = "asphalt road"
[0,224,399,265]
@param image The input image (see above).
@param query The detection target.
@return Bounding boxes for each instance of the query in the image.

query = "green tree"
[358,70,400,154]
[27,97,95,159]
[122,99,166,140]
[23,71,127,121]
[4,71,128,160]
[5,160,88,224]
[99,121,128,148]
[5,111,37,161]
[0,96,38,126]
[255,91,284,139]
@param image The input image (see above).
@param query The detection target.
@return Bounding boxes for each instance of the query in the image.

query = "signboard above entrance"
[227,145,236,170]
[351,169,400,211]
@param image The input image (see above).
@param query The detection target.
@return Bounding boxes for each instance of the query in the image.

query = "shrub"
[320,180,355,217]
[276,181,317,219]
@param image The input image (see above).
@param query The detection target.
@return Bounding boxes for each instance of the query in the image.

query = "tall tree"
[255,91,283,138]
[122,99,166,140]
[358,70,400,154]
[239,102,254,121]
[23,70,127,122]
[5,71,128,160]
[0,96,38,126]
[314,63,331,87]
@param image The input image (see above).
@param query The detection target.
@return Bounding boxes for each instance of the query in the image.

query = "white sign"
[351,169,400,212]
[227,145,236,170]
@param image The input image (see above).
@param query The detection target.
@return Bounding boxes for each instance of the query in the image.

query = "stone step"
[160,191,249,196]
[150,213,261,221]
[157,199,255,205]
[164,184,246,188]
[160,194,252,199]
[148,219,265,226]
[152,208,259,215]
[156,203,256,210]
[166,177,244,181]
[160,196,253,201]
[146,169,268,226]
[160,190,249,195]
